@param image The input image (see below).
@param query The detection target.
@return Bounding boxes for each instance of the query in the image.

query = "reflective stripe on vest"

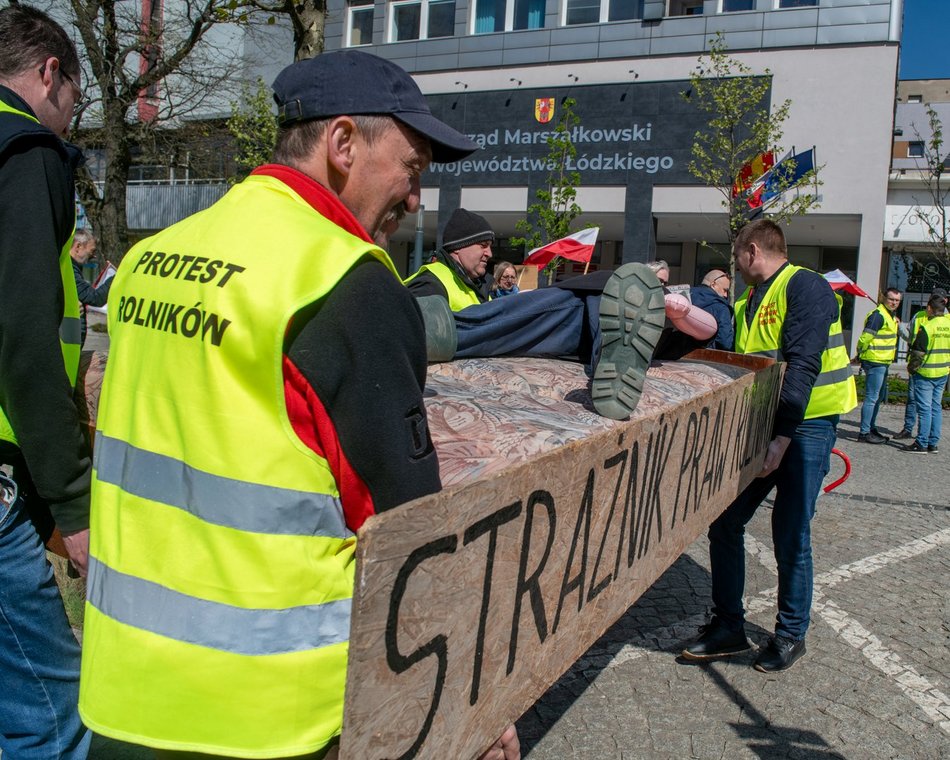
[406,260,481,311]
[859,303,898,364]
[917,314,950,378]
[80,174,399,756]
[734,264,857,419]
[0,101,80,445]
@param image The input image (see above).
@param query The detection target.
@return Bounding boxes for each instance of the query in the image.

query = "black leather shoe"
[857,432,887,444]
[903,441,928,454]
[928,445,939,453]
[754,635,806,672]
[681,620,751,660]
[871,428,890,441]
[894,429,914,440]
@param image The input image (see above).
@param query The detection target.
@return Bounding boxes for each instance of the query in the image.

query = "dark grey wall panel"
[598,39,652,59]
[762,26,819,47]
[460,33,506,51]
[818,22,890,44]
[459,50,505,67]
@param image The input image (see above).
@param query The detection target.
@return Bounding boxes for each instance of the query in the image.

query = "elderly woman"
[491,261,520,298]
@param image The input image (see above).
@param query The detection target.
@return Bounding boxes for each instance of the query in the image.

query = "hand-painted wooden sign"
[340,352,782,760]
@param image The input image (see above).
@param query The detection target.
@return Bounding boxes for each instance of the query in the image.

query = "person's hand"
[60,528,90,578]
[757,435,791,479]
[477,724,520,760]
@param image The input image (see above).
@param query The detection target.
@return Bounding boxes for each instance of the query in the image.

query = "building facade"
[885,81,950,355]
[323,0,902,348]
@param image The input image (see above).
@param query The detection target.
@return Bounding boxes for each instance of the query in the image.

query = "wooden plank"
[340,354,782,760]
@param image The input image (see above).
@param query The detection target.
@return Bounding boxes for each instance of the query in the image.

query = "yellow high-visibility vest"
[735,264,857,419]
[859,303,899,364]
[916,313,950,379]
[80,173,399,756]
[406,259,481,311]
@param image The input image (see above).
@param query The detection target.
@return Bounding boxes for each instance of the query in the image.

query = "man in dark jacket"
[0,5,91,758]
[690,268,735,351]
[69,228,113,345]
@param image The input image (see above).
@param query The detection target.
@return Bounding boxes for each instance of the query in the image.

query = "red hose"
[823,448,851,493]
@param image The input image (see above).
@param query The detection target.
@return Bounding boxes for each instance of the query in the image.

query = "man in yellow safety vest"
[79,50,518,760]
[682,219,856,673]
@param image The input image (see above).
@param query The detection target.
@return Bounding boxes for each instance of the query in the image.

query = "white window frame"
[561,0,641,26]
[471,0,514,33]
[472,0,547,32]
[389,0,456,42]
[346,2,375,46]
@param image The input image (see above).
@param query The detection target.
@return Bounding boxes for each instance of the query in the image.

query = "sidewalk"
[519,404,949,759]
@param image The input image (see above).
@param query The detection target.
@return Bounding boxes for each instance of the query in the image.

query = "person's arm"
[709,300,734,351]
[773,270,838,438]
[0,145,91,534]
[286,258,441,528]
[73,264,113,307]
[907,322,929,374]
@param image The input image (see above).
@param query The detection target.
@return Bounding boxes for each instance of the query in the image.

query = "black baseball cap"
[272,50,478,164]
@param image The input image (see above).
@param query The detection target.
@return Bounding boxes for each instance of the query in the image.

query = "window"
[667,0,703,16]
[722,0,754,11]
[778,0,817,8]
[908,141,925,158]
[474,0,544,32]
[564,0,643,25]
[348,0,374,46]
[907,94,923,103]
[390,0,456,41]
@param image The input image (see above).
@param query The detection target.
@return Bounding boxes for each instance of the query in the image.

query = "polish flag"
[523,228,599,269]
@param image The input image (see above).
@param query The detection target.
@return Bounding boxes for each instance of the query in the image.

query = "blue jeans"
[903,374,918,433]
[859,362,888,434]
[455,288,596,364]
[0,472,90,760]
[708,416,838,641]
[912,374,948,448]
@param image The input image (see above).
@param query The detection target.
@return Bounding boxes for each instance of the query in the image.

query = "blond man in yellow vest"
[0,6,92,758]
[80,51,518,760]
[682,220,856,673]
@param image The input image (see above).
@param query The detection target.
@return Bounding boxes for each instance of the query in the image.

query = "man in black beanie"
[406,208,666,420]
[406,208,496,307]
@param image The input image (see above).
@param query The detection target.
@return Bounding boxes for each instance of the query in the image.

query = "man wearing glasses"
[0,5,91,758]
[855,287,902,444]
[690,268,735,351]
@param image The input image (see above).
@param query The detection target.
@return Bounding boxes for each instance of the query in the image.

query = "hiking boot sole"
[592,263,665,420]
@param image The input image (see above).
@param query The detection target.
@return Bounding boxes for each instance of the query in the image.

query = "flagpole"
[583,260,590,275]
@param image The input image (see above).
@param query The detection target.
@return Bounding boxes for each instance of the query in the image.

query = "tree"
[683,33,821,291]
[511,97,585,278]
[907,105,950,267]
[50,0,253,259]
[227,77,278,182]
[243,0,326,60]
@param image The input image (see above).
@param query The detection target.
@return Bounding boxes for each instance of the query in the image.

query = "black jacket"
[0,85,90,534]
[72,259,113,346]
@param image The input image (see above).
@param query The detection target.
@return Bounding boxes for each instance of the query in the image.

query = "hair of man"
[0,4,80,82]
[72,228,95,246]
[702,269,728,287]
[646,259,669,275]
[272,114,396,166]
[734,218,787,258]
[928,293,947,314]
